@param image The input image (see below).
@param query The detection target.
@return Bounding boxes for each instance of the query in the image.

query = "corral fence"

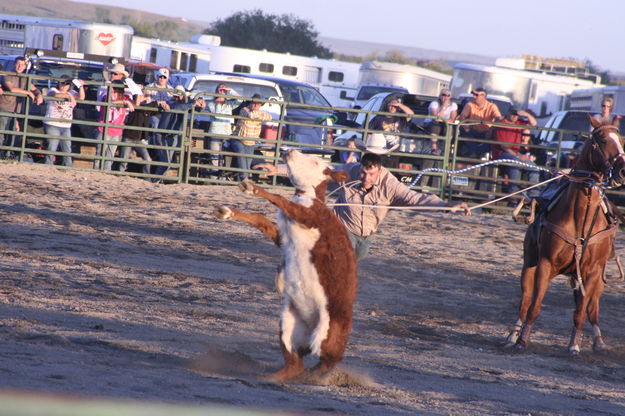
[2,70,625,213]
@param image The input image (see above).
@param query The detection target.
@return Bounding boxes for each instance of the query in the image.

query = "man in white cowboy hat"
[254,133,470,260]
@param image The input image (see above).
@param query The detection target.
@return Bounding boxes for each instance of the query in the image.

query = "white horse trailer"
[0,14,133,58]
[130,35,360,108]
[130,36,213,74]
[568,86,625,114]
[357,61,451,97]
[451,63,601,119]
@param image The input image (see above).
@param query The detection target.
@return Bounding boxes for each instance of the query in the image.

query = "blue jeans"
[498,152,540,197]
[347,232,372,261]
[152,133,179,176]
[44,124,73,167]
[230,139,255,181]
[118,139,152,175]
[93,131,121,171]
[0,115,15,158]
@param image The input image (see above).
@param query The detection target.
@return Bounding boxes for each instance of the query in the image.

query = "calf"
[214,150,357,382]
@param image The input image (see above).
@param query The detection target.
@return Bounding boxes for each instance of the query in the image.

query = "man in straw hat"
[254,132,470,260]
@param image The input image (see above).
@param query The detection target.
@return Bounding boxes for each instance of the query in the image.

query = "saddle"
[511,177,624,285]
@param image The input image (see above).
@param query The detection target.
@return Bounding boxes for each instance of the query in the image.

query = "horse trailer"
[450,63,601,120]
[0,14,133,58]
[568,85,625,114]
[357,61,451,97]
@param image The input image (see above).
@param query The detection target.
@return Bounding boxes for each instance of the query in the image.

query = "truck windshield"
[192,81,278,101]
[29,60,105,87]
[279,84,331,107]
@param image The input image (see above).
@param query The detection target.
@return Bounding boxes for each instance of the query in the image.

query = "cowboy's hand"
[449,201,471,216]
[253,163,278,177]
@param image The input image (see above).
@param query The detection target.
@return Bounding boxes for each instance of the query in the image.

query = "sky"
[75,0,625,73]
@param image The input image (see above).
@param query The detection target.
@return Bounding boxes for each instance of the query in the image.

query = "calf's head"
[284,149,348,197]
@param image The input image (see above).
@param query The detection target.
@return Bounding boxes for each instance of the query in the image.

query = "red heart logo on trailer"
[97,33,115,46]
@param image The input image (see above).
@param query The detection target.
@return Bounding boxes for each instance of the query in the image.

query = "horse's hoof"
[213,205,233,220]
[514,343,527,352]
[593,336,608,353]
[568,346,581,356]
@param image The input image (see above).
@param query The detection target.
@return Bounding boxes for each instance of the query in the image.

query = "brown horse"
[505,116,625,354]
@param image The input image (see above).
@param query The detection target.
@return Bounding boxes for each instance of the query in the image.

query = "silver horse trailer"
[0,14,133,58]
[450,63,600,120]
[358,61,451,97]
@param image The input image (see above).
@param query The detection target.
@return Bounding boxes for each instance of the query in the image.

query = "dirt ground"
[1,161,625,416]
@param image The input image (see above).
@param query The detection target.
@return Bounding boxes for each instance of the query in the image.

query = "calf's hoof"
[238,179,256,195]
[213,206,233,220]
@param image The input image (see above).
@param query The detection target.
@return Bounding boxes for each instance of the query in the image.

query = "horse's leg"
[505,264,536,347]
[586,269,607,352]
[516,259,554,349]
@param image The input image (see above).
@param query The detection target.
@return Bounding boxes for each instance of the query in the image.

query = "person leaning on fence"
[204,83,242,179]
[118,91,153,176]
[43,75,85,167]
[253,133,471,261]
[93,63,130,169]
[456,87,502,158]
[231,94,272,181]
[491,107,540,199]
[0,56,43,160]
[152,87,206,180]
[143,67,175,130]
[96,86,134,171]
[366,97,413,168]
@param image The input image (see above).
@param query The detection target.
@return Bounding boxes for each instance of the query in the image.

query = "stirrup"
[512,197,537,224]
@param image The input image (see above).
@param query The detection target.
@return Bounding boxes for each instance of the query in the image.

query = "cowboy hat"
[365,133,391,155]
[106,63,129,78]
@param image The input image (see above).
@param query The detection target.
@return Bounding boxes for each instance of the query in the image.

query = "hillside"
[0,0,206,41]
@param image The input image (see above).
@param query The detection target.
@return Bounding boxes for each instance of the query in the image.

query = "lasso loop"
[407,159,553,188]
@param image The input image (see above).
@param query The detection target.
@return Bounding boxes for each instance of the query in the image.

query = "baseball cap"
[471,87,487,95]
[156,68,169,78]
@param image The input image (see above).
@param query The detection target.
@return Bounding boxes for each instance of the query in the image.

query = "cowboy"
[255,133,470,260]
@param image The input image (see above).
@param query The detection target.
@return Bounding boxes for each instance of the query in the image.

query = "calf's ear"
[324,168,348,183]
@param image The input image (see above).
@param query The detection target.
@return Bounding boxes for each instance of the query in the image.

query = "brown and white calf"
[214,150,357,381]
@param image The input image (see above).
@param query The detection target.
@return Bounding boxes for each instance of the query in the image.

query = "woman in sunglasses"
[43,75,85,166]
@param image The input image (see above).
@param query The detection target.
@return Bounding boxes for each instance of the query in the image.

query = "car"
[537,110,625,168]
[170,71,350,153]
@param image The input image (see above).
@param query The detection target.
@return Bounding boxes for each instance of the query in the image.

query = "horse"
[505,116,625,354]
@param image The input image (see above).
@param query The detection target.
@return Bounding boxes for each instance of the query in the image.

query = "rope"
[408,159,552,187]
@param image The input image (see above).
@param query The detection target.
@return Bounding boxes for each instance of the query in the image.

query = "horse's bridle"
[587,124,625,186]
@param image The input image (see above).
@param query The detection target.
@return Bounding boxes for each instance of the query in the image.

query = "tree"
[204,10,332,58]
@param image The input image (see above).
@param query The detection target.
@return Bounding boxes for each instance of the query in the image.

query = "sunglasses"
[59,81,71,85]
[158,75,167,79]
[472,92,484,97]
[440,93,450,97]
[110,72,120,76]
[602,105,612,108]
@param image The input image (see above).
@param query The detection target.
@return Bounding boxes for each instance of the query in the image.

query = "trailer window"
[149,48,157,64]
[282,66,298,76]
[189,54,197,73]
[233,64,251,73]
[52,34,63,51]
[259,63,274,73]
[180,53,189,71]
[170,51,178,69]
[328,71,344,82]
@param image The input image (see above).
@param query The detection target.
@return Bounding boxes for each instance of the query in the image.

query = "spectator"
[119,92,153,175]
[420,88,458,188]
[340,137,360,164]
[93,63,129,169]
[231,94,272,181]
[97,86,134,171]
[43,75,85,166]
[144,67,175,130]
[592,97,619,126]
[254,133,470,260]
[152,87,206,179]
[205,83,241,178]
[0,56,43,159]
[367,97,414,168]
[492,107,540,198]
[457,87,503,158]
